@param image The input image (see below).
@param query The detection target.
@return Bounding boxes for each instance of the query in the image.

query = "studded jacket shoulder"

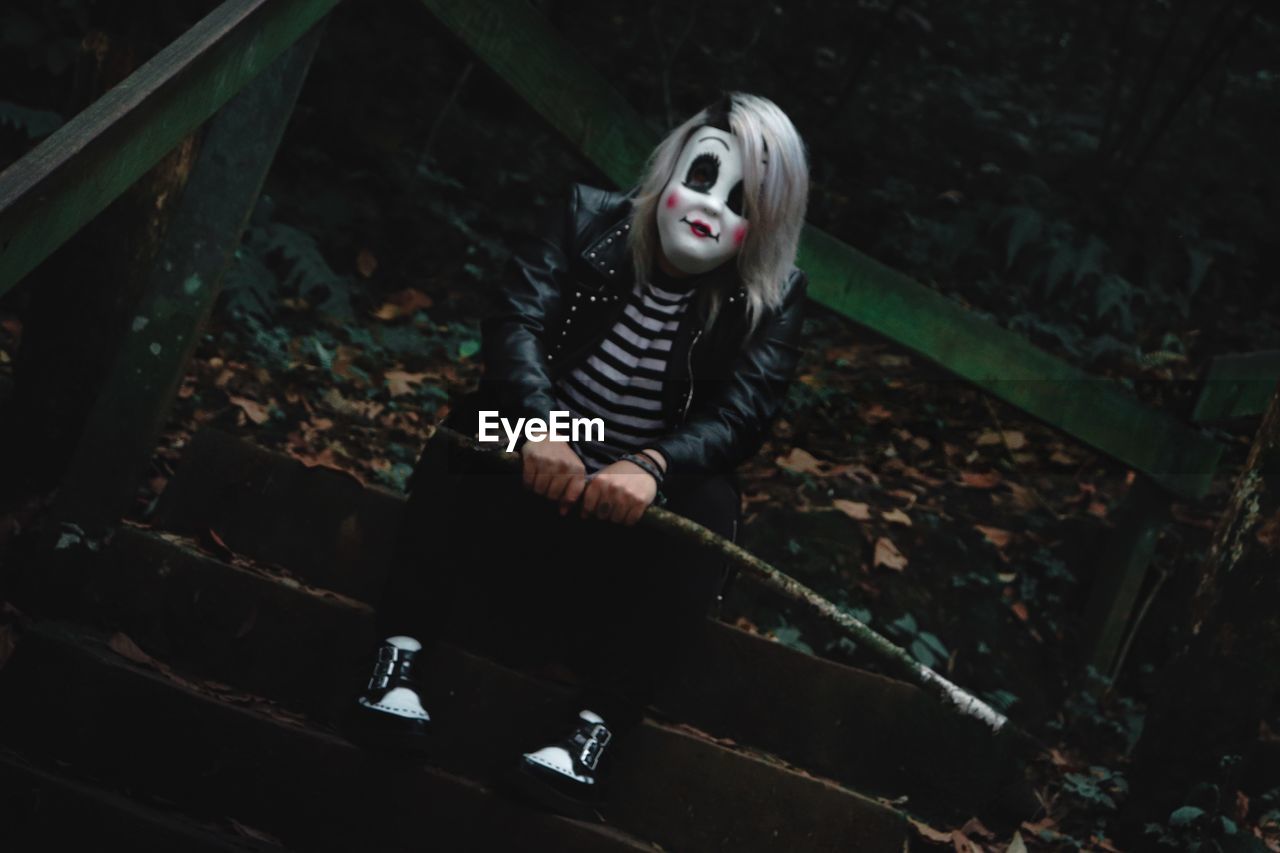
[446,182,809,484]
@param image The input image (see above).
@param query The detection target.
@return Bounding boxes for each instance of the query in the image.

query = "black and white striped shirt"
[551,271,699,473]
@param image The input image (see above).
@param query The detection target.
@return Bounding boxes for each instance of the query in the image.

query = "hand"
[580,459,658,525]
[520,439,587,514]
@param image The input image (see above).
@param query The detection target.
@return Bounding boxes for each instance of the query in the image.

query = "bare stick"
[428,423,1037,745]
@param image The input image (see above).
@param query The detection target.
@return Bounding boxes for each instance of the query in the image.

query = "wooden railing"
[0,0,336,529]
[0,0,339,298]
[0,0,1274,678]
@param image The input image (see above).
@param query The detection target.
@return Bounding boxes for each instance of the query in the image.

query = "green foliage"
[1062,765,1128,811]
[885,612,950,670]
[223,196,354,322]
[768,615,815,656]
[1052,667,1145,755]
[0,1,87,78]
[0,99,62,139]
[1142,758,1270,852]
[257,222,355,320]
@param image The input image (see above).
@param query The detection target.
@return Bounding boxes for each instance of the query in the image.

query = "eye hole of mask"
[726,180,744,218]
[683,152,720,193]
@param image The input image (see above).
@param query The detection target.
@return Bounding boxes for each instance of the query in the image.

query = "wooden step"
[0,746,278,851]
[0,621,664,853]
[148,427,1027,818]
[152,427,401,602]
[10,549,915,851]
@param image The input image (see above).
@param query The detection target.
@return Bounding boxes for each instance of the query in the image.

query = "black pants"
[374,438,741,737]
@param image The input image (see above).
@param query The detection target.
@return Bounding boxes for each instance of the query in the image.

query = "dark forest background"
[1,0,1278,849]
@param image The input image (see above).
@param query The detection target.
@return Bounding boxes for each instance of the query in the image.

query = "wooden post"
[51,23,326,533]
[1191,350,1280,423]
[1081,474,1173,678]
[1124,380,1280,830]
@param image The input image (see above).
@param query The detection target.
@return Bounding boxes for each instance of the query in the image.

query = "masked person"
[343,92,810,820]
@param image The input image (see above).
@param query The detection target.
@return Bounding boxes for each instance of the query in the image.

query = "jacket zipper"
[680,328,703,423]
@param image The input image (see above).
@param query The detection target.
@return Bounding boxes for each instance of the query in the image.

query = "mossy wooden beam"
[417,0,654,188]
[798,228,1222,499]
[1191,350,1280,423]
[53,24,326,532]
[419,0,1222,499]
[0,0,339,299]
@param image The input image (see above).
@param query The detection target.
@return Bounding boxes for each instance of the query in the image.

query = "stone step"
[0,621,667,853]
[0,745,278,852]
[148,427,1027,818]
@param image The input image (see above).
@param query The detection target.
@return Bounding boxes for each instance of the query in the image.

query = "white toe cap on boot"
[359,687,429,720]
[523,746,592,783]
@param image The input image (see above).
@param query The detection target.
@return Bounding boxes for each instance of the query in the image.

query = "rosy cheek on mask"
[734,225,747,246]
[666,192,679,209]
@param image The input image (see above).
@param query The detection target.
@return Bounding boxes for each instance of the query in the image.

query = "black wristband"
[620,452,664,487]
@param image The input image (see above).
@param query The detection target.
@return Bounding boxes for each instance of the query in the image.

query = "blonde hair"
[626,92,809,335]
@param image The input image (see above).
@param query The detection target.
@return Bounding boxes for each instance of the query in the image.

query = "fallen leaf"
[1011,601,1030,622]
[384,369,429,397]
[824,344,862,363]
[1021,817,1058,835]
[901,464,944,487]
[859,403,894,424]
[776,447,843,476]
[371,288,432,321]
[975,525,1012,548]
[229,395,271,425]
[842,464,881,486]
[1004,482,1040,513]
[1050,449,1078,466]
[1088,500,1109,519]
[108,632,156,666]
[882,508,912,526]
[977,430,1027,450]
[873,537,908,571]
[201,527,235,562]
[959,470,1002,489]
[832,499,871,521]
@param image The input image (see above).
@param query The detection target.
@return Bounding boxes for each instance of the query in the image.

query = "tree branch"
[427,423,1040,748]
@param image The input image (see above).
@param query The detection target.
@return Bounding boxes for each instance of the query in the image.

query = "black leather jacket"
[446,182,808,484]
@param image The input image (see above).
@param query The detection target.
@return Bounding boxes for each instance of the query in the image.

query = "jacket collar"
[580,209,633,292]
[577,198,750,320]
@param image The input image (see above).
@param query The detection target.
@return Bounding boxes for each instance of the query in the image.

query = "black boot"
[506,709,615,821]
[342,635,432,757]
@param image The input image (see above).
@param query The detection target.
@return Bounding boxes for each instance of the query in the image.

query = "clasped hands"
[519,439,663,525]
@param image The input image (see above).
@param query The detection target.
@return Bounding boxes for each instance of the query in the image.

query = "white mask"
[656,126,748,276]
